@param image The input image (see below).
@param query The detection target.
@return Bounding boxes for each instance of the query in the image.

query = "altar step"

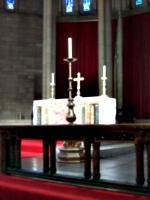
[98,143,135,158]
[57,143,135,162]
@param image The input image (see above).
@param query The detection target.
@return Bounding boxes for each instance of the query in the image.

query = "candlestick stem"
[50,83,55,99]
[64,58,77,124]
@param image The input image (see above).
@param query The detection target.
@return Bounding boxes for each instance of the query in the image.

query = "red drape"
[123,12,150,118]
[56,20,117,99]
[56,22,98,99]
[56,14,150,118]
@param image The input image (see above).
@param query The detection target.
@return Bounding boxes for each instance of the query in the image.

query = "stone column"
[98,0,112,97]
[42,0,57,99]
[114,1,123,109]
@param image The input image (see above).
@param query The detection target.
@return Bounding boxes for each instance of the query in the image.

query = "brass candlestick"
[64,58,77,124]
[57,56,84,163]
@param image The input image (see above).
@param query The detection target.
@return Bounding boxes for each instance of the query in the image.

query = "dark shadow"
[116,105,136,123]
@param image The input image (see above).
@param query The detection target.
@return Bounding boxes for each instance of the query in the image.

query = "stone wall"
[0,0,43,121]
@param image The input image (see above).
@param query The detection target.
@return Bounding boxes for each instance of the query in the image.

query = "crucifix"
[73,72,84,97]
[101,65,107,96]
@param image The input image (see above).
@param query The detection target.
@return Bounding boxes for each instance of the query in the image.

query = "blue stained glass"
[83,0,90,12]
[6,0,15,10]
[66,0,73,13]
[135,0,142,5]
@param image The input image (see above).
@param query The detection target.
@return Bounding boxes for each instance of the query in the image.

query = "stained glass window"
[83,0,91,12]
[6,0,15,10]
[135,0,142,5]
[66,0,73,13]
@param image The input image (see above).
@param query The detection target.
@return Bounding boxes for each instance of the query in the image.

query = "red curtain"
[56,14,150,119]
[56,22,98,99]
[56,20,117,99]
[123,12,150,118]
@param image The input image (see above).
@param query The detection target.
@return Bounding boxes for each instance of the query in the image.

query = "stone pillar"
[114,1,123,109]
[98,0,112,97]
[42,0,57,99]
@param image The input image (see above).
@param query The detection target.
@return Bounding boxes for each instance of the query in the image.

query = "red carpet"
[21,140,62,158]
[0,174,149,200]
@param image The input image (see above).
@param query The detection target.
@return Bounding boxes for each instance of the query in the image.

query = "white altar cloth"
[33,96,116,125]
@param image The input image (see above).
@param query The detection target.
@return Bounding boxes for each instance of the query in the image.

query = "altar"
[32,39,117,162]
[32,38,116,125]
[33,96,116,125]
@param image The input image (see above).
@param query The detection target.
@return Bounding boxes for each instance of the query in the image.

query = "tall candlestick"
[52,73,54,84]
[68,38,72,59]
[103,65,106,77]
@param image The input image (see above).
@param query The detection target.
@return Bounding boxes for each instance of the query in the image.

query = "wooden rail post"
[43,138,50,173]
[0,131,7,173]
[146,139,150,185]
[15,138,21,169]
[135,141,145,185]
[50,139,56,174]
[84,137,92,179]
[9,133,16,168]
[93,142,101,180]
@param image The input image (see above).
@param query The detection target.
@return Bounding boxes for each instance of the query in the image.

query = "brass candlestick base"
[66,98,76,123]
[57,140,84,163]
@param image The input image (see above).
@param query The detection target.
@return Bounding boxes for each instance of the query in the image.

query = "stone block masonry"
[0,1,43,120]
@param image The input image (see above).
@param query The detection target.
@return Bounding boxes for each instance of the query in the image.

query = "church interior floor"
[21,150,148,187]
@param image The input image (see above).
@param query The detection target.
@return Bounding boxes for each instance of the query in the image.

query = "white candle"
[68,38,72,59]
[52,73,54,84]
[103,65,106,77]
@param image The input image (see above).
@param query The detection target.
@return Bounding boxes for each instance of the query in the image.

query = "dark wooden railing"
[0,124,150,186]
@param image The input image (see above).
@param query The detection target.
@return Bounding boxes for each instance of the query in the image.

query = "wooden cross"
[73,72,84,97]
